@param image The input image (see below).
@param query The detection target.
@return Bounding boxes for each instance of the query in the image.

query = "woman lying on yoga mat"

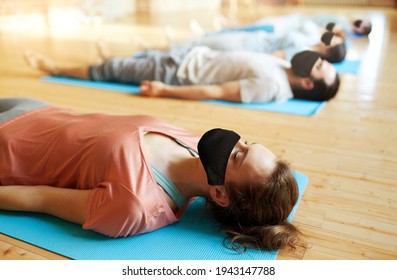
[24,47,340,103]
[0,98,303,251]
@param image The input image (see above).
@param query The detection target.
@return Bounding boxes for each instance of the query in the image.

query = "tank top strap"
[151,164,188,209]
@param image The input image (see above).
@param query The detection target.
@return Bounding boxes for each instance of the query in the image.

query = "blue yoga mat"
[0,171,307,260]
[349,32,366,39]
[41,76,141,94]
[330,41,361,74]
[217,24,365,40]
[216,24,274,34]
[41,76,326,116]
[333,59,361,74]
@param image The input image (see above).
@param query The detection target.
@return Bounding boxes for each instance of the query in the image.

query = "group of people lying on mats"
[1,13,372,253]
[24,13,371,104]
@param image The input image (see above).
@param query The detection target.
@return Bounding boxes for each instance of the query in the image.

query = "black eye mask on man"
[325,22,336,32]
[198,128,241,186]
[291,50,321,77]
[321,31,335,46]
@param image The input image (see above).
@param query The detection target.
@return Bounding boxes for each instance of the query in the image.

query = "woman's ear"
[209,185,229,207]
[300,77,314,90]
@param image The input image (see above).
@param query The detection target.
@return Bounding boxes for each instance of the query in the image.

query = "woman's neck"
[169,157,211,199]
[143,132,211,199]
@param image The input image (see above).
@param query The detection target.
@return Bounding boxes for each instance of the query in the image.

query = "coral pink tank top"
[0,106,200,237]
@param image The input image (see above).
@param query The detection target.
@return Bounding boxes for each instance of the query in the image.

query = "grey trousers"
[0,98,48,124]
[88,43,194,85]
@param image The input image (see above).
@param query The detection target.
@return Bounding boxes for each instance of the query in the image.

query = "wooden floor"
[0,4,396,260]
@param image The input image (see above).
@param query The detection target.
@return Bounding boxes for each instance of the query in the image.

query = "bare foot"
[95,40,110,62]
[24,50,59,75]
[130,36,149,49]
[164,25,176,44]
[213,14,240,30]
[190,19,205,36]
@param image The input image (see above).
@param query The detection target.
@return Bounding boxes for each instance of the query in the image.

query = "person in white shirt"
[168,29,346,63]
[24,45,340,103]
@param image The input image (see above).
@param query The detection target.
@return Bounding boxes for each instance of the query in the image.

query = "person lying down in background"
[24,44,340,103]
[165,28,346,63]
[185,12,372,63]
[0,97,306,252]
[185,14,349,63]
[214,12,372,39]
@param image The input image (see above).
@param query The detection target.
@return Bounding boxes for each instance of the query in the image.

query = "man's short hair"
[321,43,347,63]
[353,19,372,35]
[292,73,340,101]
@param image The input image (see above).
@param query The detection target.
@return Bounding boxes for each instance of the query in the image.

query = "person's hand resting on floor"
[140,80,166,97]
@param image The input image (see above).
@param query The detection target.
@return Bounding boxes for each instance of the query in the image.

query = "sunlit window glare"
[357,12,386,98]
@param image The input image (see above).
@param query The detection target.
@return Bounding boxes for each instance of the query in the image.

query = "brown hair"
[321,43,347,63]
[292,73,340,102]
[209,159,305,252]
[353,19,372,35]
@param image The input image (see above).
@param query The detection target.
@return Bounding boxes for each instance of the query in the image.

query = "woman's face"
[224,140,276,185]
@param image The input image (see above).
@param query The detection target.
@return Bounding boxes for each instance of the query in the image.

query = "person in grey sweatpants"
[24,45,340,103]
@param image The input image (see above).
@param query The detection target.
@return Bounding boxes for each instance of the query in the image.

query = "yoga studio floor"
[0,4,396,260]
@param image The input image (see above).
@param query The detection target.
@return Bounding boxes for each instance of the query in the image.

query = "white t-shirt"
[255,14,322,46]
[176,46,293,103]
[174,30,310,61]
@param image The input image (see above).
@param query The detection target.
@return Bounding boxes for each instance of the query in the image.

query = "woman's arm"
[0,186,91,225]
[139,80,241,102]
